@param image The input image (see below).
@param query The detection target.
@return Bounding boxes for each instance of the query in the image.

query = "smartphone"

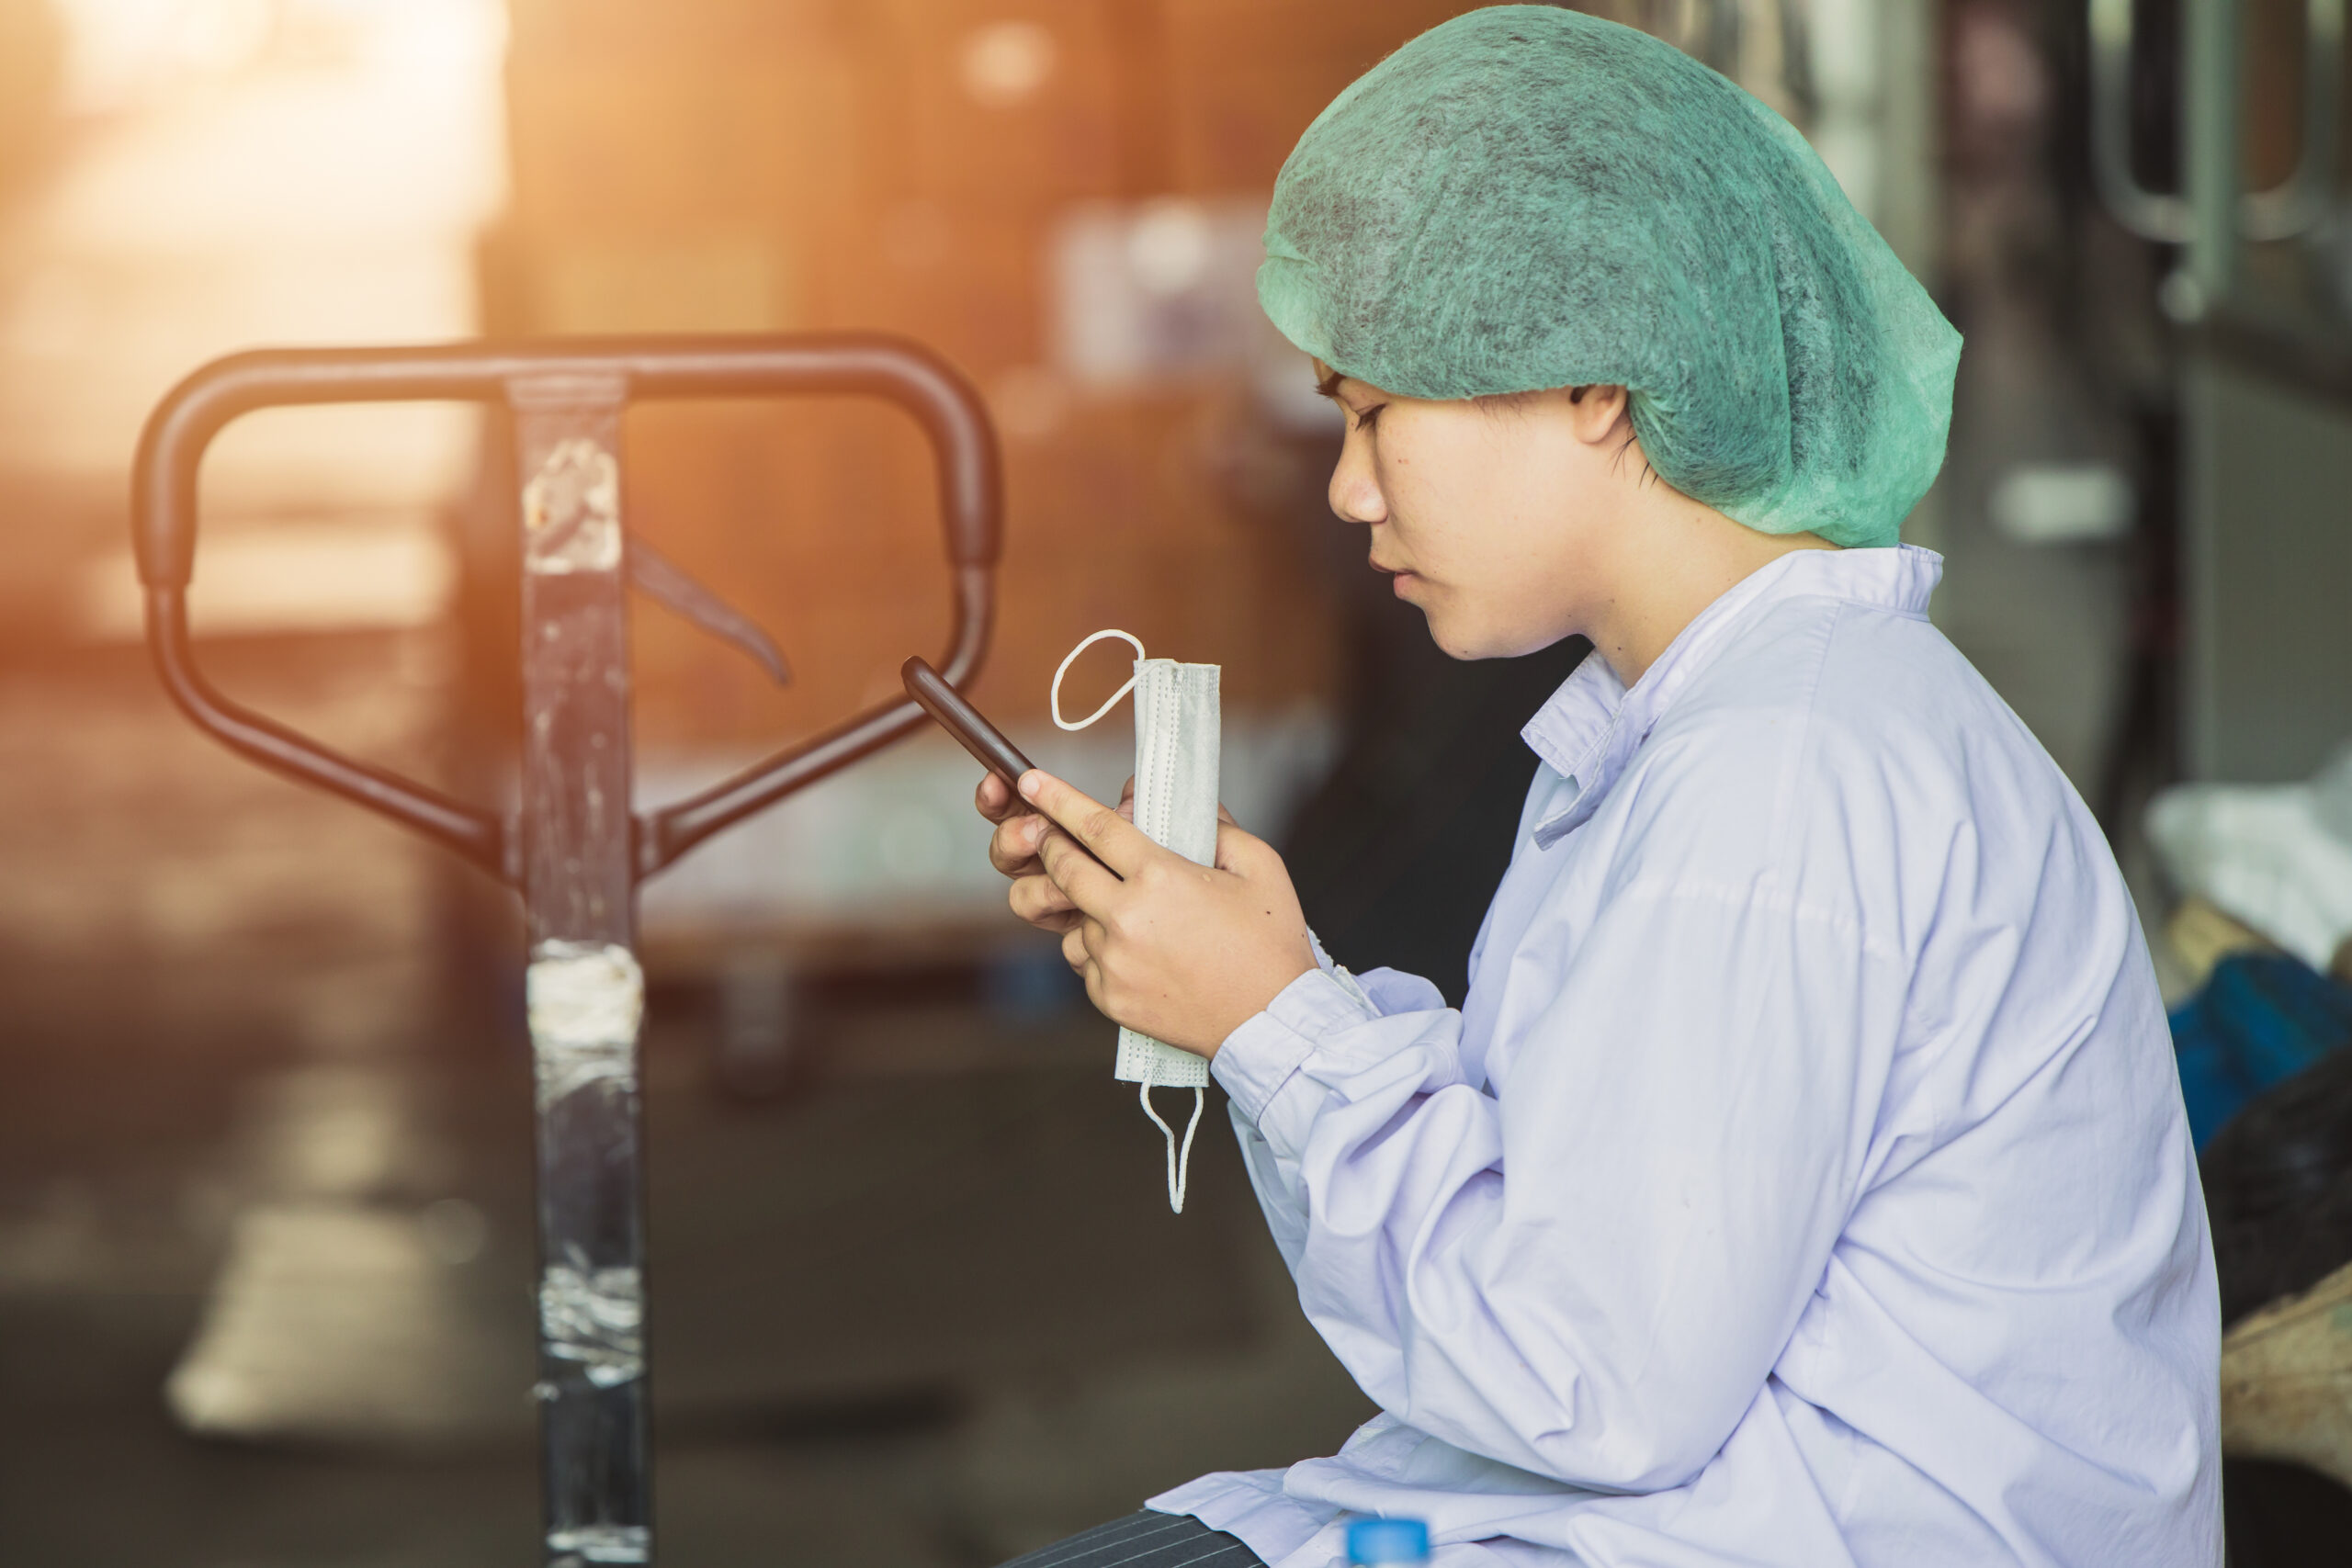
[902,656,1033,789]
[905,656,1115,873]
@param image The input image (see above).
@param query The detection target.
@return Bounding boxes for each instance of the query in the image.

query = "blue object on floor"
[1348,1519,1430,1567]
[2170,953,2352,1148]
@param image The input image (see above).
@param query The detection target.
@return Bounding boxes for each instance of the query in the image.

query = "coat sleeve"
[1213,881,1903,1493]
[1230,937,1448,1274]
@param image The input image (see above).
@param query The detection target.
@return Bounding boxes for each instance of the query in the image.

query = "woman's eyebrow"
[1314,368,1345,400]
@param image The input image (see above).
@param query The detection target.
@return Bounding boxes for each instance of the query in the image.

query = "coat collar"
[1521,545,1942,846]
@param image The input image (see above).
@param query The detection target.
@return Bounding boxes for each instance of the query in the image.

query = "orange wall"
[487,0,1479,744]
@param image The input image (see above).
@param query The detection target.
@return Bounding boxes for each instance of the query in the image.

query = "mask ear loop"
[1136,1063,1207,1214]
[1053,626,1202,1213]
[1052,628,1148,730]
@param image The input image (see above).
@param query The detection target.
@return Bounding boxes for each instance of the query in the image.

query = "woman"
[974,9,2219,1566]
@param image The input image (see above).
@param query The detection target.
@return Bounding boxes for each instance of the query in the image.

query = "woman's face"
[1317,367,1633,661]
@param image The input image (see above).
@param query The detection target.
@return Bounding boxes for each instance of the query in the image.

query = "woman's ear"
[1566,384,1632,446]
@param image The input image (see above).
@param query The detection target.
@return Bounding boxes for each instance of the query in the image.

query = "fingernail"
[1018,770,1042,800]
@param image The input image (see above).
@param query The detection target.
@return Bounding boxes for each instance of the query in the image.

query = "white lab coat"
[1154,546,2219,1568]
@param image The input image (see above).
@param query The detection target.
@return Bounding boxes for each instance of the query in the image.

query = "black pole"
[510,372,653,1566]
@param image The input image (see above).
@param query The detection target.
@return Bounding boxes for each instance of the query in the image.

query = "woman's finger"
[1020,770,1158,879]
[989,812,1047,878]
[1060,923,1090,976]
[1009,869,1080,925]
[1214,819,1275,874]
[1036,825,1126,914]
[1017,906,1083,935]
[975,772,1025,824]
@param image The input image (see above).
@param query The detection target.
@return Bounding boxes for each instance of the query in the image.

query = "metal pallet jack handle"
[130,335,1005,1566]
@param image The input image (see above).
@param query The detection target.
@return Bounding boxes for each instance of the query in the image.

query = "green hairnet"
[1258,5,1960,549]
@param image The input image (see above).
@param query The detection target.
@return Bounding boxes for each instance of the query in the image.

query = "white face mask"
[1053,629,1220,1213]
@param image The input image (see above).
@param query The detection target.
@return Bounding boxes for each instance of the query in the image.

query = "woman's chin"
[1420,609,1489,661]
[1408,586,1529,660]
[1423,611,1543,663]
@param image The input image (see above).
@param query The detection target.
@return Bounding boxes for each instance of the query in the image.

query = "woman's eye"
[1351,405,1384,433]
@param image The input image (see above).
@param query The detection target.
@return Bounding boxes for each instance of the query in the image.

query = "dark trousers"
[998,1510,1267,1568]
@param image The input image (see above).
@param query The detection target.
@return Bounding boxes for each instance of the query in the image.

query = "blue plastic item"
[2169,952,2352,1148]
[1347,1517,1431,1565]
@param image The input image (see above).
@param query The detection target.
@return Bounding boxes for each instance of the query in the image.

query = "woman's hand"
[976,771,1135,931]
[1000,770,1315,1058]
[977,772,1233,930]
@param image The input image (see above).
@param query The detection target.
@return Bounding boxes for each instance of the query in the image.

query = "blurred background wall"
[0,0,2349,1563]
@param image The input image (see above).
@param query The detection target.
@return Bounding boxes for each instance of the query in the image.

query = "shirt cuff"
[1213,967,1378,1130]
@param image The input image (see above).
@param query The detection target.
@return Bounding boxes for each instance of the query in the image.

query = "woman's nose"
[1328,438,1385,526]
